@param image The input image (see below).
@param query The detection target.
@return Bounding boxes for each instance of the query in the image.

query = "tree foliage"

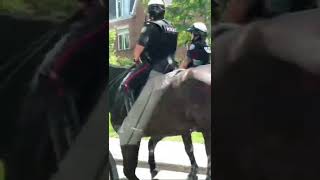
[0,0,29,13]
[0,0,76,18]
[109,30,134,67]
[109,30,118,65]
[23,0,77,17]
[142,0,211,47]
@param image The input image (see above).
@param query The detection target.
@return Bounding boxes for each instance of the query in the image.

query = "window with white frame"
[116,0,123,18]
[117,28,130,50]
[116,0,130,19]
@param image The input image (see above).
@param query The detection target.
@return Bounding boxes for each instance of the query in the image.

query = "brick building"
[109,0,187,63]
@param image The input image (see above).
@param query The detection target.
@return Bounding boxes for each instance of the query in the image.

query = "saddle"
[120,64,151,113]
[120,61,177,113]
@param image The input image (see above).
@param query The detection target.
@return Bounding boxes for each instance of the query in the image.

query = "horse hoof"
[151,169,159,178]
[187,173,198,180]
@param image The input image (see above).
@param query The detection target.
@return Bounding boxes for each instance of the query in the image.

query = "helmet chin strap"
[192,34,200,41]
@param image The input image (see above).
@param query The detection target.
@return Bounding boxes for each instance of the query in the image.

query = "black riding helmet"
[148,0,165,20]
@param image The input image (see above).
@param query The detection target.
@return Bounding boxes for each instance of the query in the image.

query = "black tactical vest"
[187,41,210,67]
[145,19,178,64]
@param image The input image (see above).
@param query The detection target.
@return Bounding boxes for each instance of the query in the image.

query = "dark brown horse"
[213,8,320,180]
[0,13,61,179]
[108,65,200,179]
[4,3,107,180]
[117,65,211,180]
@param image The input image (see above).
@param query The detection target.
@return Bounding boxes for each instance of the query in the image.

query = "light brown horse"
[119,65,212,180]
[213,8,320,180]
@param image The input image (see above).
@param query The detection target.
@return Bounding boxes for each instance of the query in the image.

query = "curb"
[110,138,208,175]
[114,158,207,175]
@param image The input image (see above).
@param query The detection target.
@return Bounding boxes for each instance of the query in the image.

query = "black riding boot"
[121,144,140,180]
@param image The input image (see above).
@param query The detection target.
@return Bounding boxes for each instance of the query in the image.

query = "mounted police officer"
[180,22,210,69]
[121,0,178,110]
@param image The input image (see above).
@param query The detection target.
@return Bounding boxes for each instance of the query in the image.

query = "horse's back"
[213,8,320,180]
[188,64,211,85]
[108,65,128,78]
[215,8,320,75]
[142,66,211,136]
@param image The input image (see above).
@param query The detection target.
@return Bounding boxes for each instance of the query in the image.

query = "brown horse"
[213,8,320,180]
[118,65,211,180]
[6,4,107,180]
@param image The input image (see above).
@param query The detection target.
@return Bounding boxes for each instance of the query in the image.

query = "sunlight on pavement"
[117,165,207,180]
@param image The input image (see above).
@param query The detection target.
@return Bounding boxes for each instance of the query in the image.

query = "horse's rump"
[119,65,211,145]
[213,8,320,180]
[217,9,320,74]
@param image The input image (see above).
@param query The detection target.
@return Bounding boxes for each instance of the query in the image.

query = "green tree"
[109,30,134,67]
[0,0,76,19]
[109,30,118,65]
[22,0,76,17]
[0,0,29,13]
[142,0,211,47]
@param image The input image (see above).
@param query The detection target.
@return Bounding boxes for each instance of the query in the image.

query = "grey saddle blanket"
[119,69,184,146]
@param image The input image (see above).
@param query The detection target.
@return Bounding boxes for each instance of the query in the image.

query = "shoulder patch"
[141,26,147,33]
[189,44,195,50]
[204,46,211,53]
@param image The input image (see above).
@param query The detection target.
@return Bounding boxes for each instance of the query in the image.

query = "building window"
[116,0,123,18]
[117,28,130,50]
[115,0,130,19]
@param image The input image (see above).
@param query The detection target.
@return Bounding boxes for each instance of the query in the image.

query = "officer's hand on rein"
[134,58,142,65]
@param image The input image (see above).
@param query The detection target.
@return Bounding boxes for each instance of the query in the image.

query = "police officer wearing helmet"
[121,0,178,108]
[180,22,211,69]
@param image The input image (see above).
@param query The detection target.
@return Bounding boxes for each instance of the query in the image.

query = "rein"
[107,65,135,91]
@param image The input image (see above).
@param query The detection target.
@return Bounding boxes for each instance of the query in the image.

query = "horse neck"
[107,65,129,107]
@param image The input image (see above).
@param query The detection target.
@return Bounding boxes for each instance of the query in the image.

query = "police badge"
[189,44,195,50]
[204,46,211,53]
[141,26,147,33]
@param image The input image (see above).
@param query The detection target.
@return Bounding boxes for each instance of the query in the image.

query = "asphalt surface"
[109,137,208,180]
[116,165,207,180]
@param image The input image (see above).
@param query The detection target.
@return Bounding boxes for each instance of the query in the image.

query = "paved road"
[110,137,209,179]
[116,165,207,180]
[109,138,208,169]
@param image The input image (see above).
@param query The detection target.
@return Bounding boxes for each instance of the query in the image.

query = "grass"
[108,114,204,144]
[0,160,4,180]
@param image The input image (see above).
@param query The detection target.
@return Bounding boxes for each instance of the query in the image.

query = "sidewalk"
[109,138,208,174]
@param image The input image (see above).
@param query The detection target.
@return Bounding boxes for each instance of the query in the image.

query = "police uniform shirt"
[137,20,178,64]
[187,41,211,67]
[138,22,161,49]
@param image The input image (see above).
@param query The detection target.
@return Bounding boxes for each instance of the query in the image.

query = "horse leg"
[182,132,199,180]
[203,131,212,180]
[148,136,163,178]
[121,142,140,180]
